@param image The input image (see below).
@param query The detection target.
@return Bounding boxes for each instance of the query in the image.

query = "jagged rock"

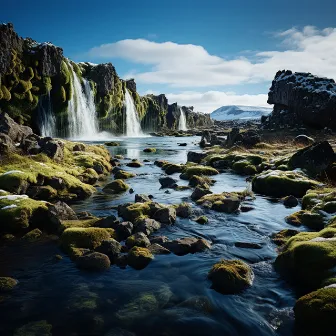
[0,133,16,154]
[93,215,118,228]
[36,43,63,76]
[44,176,65,190]
[47,201,77,220]
[87,63,116,96]
[0,113,33,142]
[159,176,177,188]
[266,70,336,130]
[152,207,176,225]
[226,127,243,147]
[288,141,335,175]
[134,217,161,235]
[187,151,207,163]
[111,221,133,240]
[73,143,85,151]
[163,237,211,256]
[148,243,171,255]
[150,236,169,245]
[126,78,136,92]
[135,194,152,203]
[38,137,64,161]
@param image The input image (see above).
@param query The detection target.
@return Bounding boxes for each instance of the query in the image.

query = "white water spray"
[178,107,187,131]
[124,89,143,137]
[67,65,99,139]
[39,91,56,137]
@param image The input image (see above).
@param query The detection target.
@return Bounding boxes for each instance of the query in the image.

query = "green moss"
[14,320,52,336]
[1,85,11,101]
[61,227,114,252]
[0,277,18,292]
[272,229,299,246]
[208,259,253,294]
[118,202,151,222]
[114,170,136,180]
[103,179,129,193]
[252,170,320,197]
[188,175,214,188]
[162,163,185,175]
[285,210,325,230]
[128,246,154,270]
[294,287,336,336]
[60,60,71,84]
[181,166,219,179]
[275,227,336,289]
[195,215,208,224]
[59,218,99,232]
[22,228,42,241]
[67,289,99,312]
[232,160,257,175]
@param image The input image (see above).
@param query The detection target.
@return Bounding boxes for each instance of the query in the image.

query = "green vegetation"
[0,277,18,292]
[181,166,219,179]
[103,179,129,193]
[128,246,154,270]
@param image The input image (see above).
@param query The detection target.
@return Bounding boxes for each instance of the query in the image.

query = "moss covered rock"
[126,159,143,168]
[196,192,244,213]
[195,215,208,224]
[118,202,151,222]
[0,277,18,292]
[75,252,111,271]
[14,320,52,336]
[252,170,319,197]
[294,287,336,336]
[22,228,42,241]
[143,148,156,153]
[114,170,136,180]
[208,259,253,294]
[103,179,129,193]
[285,210,325,230]
[128,247,154,270]
[272,229,299,246]
[181,166,219,179]
[126,232,150,248]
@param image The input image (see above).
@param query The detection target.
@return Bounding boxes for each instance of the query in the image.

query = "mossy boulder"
[0,277,18,292]
[232,160,258,175]
[105,142,119,147]
[176,202,192,218]
[196,192,243,213]
[195,215,208,224]
[103,179,129,193]
[272,229,299,246]
[60,227,113,250]
[188,175,214,188]
[118,202,151,222]
[22,228,42,241]
[181,166,219,179]
[275,227,336,289]
[191,187,212,201]
[114,170,136,180]
[128,247,154,270]
[14,320,52,336]
[294,287,336,336]
[126,232,150,248]
[126,160,143,168]
[75,252,111,271]
[162,163,184,175]
[285,210,325,230]
[208,259,253,294]
[252,170,320,197]
[143,148,156,153]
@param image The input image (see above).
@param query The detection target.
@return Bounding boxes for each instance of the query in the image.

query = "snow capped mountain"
[210,105,272,121]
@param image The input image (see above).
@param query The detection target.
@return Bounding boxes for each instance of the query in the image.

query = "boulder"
[134,194,152,203]
[103,179,129,193]
[288,141,335,176]
[212,197,241,213]
[283,195,299,208]
[191,187,212,201]
[148,243,171,255]
[0,276,18,292]
[47,201,77,221]
[0,133,16,154]
[176,202,192,218]
[109,221,133,240]
[159,176,178,188]
[127,247,154,270]
[187,151,207,163]
[208,259,253,294]
[134,217,161,236]
[163,237,211,256]
[38,137,64,161]
[75,252,111,271]
[0,113,33,142]
[150,236,169,245]
[126,232,150,248]
[294,135,315,146]
[95,239,122,262]
[152,207,176,225]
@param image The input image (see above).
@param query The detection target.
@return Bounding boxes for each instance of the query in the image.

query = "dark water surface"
[0,136,300,335]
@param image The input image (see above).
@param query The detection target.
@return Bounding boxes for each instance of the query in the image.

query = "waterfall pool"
[0,136,299,336]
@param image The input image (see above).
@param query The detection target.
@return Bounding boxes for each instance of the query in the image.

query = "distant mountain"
[210,105,272,121]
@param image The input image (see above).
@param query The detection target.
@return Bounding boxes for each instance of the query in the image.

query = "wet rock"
[95,239,122,262]
[103,179,129,193]
[127,247,154,270]
[134,217,161,235]
[283,195,299,208]
[288,141,335,176]
[148,243,171,255]
[176,202,192,218]
[152,207,176,224]
[191,187,212,201]
[26,185,57,201]
[234,241,262,249]
[208,259,253,294]
[178,143,187,146]
[212,197,241,213]
[114,170,136,179]
[163,237,211,256]
[189,175,214,188]
[115,254,128,269]
[0,277,18,292]
[93,215,118,229]
[187,151,207,163]
[126,232,151,248]
[126,159,143,168]
[75,252,111,271]
[194,215,208,224]
[159,176,178,188]
[129,188,134,194]
[0,113,33,142]
[150,236,169,245]
[294,135,314,146]
[285,210,325,230]
[143,148,156,153]
[14,320,52,336]
[135,194,151,203]
[240,205,254,212]
[110,221,133,240]
[272,229,299,246]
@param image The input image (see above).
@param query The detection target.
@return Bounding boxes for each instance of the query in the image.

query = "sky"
[2,0,336,113]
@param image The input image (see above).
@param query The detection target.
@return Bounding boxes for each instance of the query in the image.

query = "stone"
[294,135,315,146]
[176,202,192,218]
[47,201,77,221]
[95,239,122,262]
[152,207,176,225]
[0,277,18,292]
[103,179,129,193]
[195,215,208,224]
[126,232,151,248]
[283,195,299,208]
[159,176,178,188]
[150,236,169,245]
[288,141,335,176]
[127,247,154,270]
[38,137,64,161]
[44,176,65,190]
[73,143,86,151]
[0,133,16,154]
[110,221,133,240]
[134,217,161,236]
[88,63,116,96]
[187,151,207,163]
[148,243,171,255]
[75,252,111,271]
[191,187,212,201]
[134,194,151,203]
[234,242,262,249]
[163,237,211,256]
[212,197,241,213]
[208,259,253,294]
[0,113,33,142]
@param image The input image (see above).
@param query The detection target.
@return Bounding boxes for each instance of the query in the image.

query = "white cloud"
[163,91,269,113]
[87,26,336,88]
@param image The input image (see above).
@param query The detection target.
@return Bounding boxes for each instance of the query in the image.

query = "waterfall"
[38,91,56,137]
[67,65,99,139]
[124,89,143,137]
[178,107,188,131]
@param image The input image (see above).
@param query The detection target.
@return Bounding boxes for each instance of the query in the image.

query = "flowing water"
[125,90,144,137]
[38,91,56,137]
[178,108,187,131]
[0,136,299,336]
[67,66,99,140]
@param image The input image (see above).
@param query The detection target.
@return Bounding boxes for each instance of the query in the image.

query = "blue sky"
[2,0,336,112]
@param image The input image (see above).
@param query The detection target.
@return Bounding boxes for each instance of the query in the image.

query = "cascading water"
[38,91,56,137]
[124,89,144,137]
[178,107,188,131]
[67,65,99,139]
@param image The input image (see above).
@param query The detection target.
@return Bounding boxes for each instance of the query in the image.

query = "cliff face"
[0,23,213,135]
[264,70,336,130]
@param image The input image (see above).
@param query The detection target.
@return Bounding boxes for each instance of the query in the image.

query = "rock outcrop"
[264,70,336,130]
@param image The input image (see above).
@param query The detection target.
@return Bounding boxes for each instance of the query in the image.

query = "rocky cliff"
[263,70,336,130]
[0,23,212,135]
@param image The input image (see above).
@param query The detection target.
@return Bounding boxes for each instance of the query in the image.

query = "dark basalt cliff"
[0,23,213,135]
[263,70,336,130]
